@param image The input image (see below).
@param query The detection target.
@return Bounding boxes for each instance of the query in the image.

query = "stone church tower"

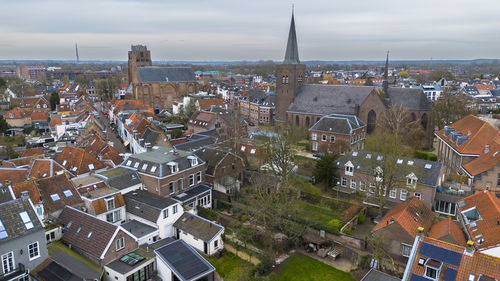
[275,12,306,122]
[128,45,152,84]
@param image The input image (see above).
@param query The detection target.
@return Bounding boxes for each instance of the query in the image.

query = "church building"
[275,13,432,142]
[127,45,198,112]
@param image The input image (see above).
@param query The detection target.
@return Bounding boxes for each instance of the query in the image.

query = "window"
[311,133,317,141]
[330,135,335,142]
[350,180,356,190]
[151,166,157,173]
[134,162,140,168]
[389,189,397,199]
[425,266,438,279]
[359,181,366,191]
[50,193,60,202]
[369,183,375,193]
[163,209,169,219]
[0,220,7,239]
[322,135,327,142]
[341,177,347,187]
[105,198,115,210]
[116,237,125,251]
[345,164,353,176]
[189,174,194,186]
[169,182,174,194]
[177,179,183,190]
[197,172,202,183]
[173,205,178,214]
[63,189,73,198]
[2,252,14,273]
[46,231,56,243]
[141,164,148,170]
[312,142,318,151]
[20,211,34,230]
[497,173,500,186]
[106,210,121,223]
[400,189,408,201]
[214,239,219,249]
[414,192,421,200]
[188,156,198,166]
[402,244,412,257]
[198,195,211,207]
[407,176,417,187]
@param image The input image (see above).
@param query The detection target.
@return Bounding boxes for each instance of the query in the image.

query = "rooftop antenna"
[75,43,80,63]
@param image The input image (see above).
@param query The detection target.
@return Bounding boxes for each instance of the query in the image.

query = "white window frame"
[359,181,366,191]
[163,209,169,219]
[400,189,408,201]
[330,135,335,143]
[312,142,318,151]
[389,189,397,199]
[341,177,347,187]
[350,180,356,190]
[402,243,412,257]
[197,171,202,183]
[2,252,14,274]
[189,174,195,186]
[425,266,438,279]
[322,135,327,142]
[311,133,317,141]
[105,197,115,210]
[173,205,178,214]
[116,237,125,251]
[414,192,421,200]
[28,241,40,261]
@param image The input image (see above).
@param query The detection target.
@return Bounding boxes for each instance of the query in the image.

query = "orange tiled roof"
[31,111,48,121]
[0,168,28,184]
[435,115,498,155]
[428,217,467,246]
[3,155,41,168]
[55,147,106,176]
[91,193,125,215]
[5,107,29,119]
[28,159,72,179]
[50,117,62,128]
[473,84,495,91]
[372,197,435,237]
[462,132,500,176]
[36,174,83,213]
[79,135,123,166]
[198,98,226,110]
[457,190,500,251]
[11,180,41,204]
[20,148,45,158]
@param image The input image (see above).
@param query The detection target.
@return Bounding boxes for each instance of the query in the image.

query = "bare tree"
[262,128,296,188]
[432,90,474,130]
[380,105,426,150]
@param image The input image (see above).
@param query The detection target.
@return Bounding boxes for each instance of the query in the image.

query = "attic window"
[366,154,372,159]
[424,164,432,169]
[150,166,157,173]
[376,155,383,161]
[142,164,148,170]
[88,164,95,170]
[76,227,81,234]
[241,146,246,152]
[187,156,198,166]
[134,162,140,168]
[0,219,8,239]
[352,152,358,156]
[250,148,256,154]
[20,211,34,230]
[396,159,403,164]
[50,194,61,202]
[72,167,78,172]
[126,160,132,166]
[62,160,67,166]
[87,232,92,239]
[63,189,73,198]
[407,160,414,166]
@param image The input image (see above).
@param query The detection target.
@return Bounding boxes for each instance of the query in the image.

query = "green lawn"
[272,254,355,281]
[207,251,253,281]
[295,200,342,226]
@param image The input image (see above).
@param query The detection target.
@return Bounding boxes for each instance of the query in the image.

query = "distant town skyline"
[1,0,499,61]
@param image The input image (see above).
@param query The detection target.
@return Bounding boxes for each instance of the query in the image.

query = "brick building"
[121,147,206,198]
[309,114,366,154]
[239,89,275,124]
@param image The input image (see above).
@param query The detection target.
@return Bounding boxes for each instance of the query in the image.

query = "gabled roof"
[2,155,41,168]
[361,268,400,281]
[197,98,226,110]
[457,190,500,250]
[50,117,62,128]
[173,212,224,242]
[0,197,44,242]
[11,180,41,204]
[194,147,234,176]
[59,206,121,259]
[28,159,72,179]
[5,107,29,119]
[20,148,45,158]
[386,87,431,111]
[36,174,83,213]
[97,167,142,190]
[155,239,215,281]
[462,132,500,176]
[88,192,125,216]
[137,66,195,83]
[428,217,467,246]
[435,115,498,155]
[31,111,48,121]
[123,190,177,223]
[289,85,376,115]
[0,168,28,185]
[372,197,435,237]
[55,147,106,175]
[78,135,123,166]
[309,114,366,133]
[172,184,211,204]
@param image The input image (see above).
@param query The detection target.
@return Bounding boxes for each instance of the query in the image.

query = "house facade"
[309,114,366,154]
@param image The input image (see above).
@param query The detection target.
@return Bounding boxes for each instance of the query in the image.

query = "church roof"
[283,12,300,64]
[288,84,375,115]
[137,66,195,83]
[386,87,431,111]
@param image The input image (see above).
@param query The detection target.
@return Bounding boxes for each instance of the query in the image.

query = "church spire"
[383,51,389,93]
[283,9,300,64]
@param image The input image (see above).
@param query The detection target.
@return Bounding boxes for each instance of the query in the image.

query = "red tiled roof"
[91,193,125,215]
[3,155,41,168]
[31,111,48,121]
[28,159,72,179]
[78,135,123,166]
[50,117,62,128]
[55,147,106,175]
[457,190,500,251]
[435,115,498,155]
[20,148,44,158]
[372,197,435,237]
[5,107,29,119]
[11,180,41,204]
[462,132,500,176]
[428,217,467,246]
[36,174,83,213]
[198,98,226,110]
[473,84,495,91]
[0,168,28,184]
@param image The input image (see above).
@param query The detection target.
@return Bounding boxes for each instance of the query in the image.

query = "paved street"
[96,103,128,154]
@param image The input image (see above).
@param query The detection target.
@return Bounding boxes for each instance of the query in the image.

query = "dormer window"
[187,156,198,166]
[105,197,115,210]
[425,259,442,280]
[167,162,179,173]
[345,161,354,176]
[406,173,418,188]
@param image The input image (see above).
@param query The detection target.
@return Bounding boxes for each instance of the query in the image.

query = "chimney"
[465,240,474,256]
[484,144,490,154]
[21,191,29,199]
[417,226,424,236]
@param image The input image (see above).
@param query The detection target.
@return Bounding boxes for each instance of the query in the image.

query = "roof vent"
[484,144,490,154]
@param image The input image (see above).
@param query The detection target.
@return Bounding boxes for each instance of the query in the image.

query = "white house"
[173,212,224,256]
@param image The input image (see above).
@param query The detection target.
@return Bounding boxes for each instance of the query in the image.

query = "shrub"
[255,258,273,275]
[359,254,372,269]
[197,206,218,220]
[344,229,352,235]
[413,150,437,161]
[357,213,366,224]
[217,200,233,211]
[327,219,341,230]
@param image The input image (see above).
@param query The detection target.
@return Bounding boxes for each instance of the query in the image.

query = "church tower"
[275,11,306,122]
[382,51,389,94]
[128,45,152,84]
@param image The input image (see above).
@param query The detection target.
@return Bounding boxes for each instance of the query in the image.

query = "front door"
[204,242,208,255]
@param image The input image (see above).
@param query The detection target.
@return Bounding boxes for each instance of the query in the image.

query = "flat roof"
[172,184,211,203]
[121,220,158,239]
[82,187,117,199]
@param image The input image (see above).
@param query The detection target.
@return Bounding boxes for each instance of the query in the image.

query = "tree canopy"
[313,154,338,190]
[49,92,60,110]
[432,91,474,129]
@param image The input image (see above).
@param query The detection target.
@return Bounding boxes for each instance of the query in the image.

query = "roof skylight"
[20,211,34,230]
[63,189,73,198]
[0,219,8,239]
[50,193,61,202]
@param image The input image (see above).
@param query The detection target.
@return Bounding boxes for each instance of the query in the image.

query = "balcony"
[435,186,473,203]
[0,263,26,281]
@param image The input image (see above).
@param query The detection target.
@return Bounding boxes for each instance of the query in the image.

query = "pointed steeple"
[383,51,389,93]
[283,9,300,64]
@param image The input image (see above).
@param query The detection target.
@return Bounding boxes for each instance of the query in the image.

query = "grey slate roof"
[122,147,204,178]
[337,151,442,187]
[121,219,157,239]
[97,167,142,190]
[310,114,366,133]
[174,135,217,152]
[194,147,228,176]
[0,197,43,242]
[137,66,195,83]
[123,190,177,223]
[173,212,223,242]
[155,239,215,281]
[289,84,376,115]
[386,87,431,111]
[283,12,300,64]
[172,184,211,203]
[361,268,400,281]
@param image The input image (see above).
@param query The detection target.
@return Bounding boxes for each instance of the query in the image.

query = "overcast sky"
[1,0,499,61]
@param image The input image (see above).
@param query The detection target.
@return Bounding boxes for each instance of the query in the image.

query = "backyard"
[271,254,356,281]
[207,251,253,281]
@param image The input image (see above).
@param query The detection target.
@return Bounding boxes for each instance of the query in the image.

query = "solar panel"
[419,242,462,267]
[443,267,458,281]
[0,219,8,239]
[120,252,145,266]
